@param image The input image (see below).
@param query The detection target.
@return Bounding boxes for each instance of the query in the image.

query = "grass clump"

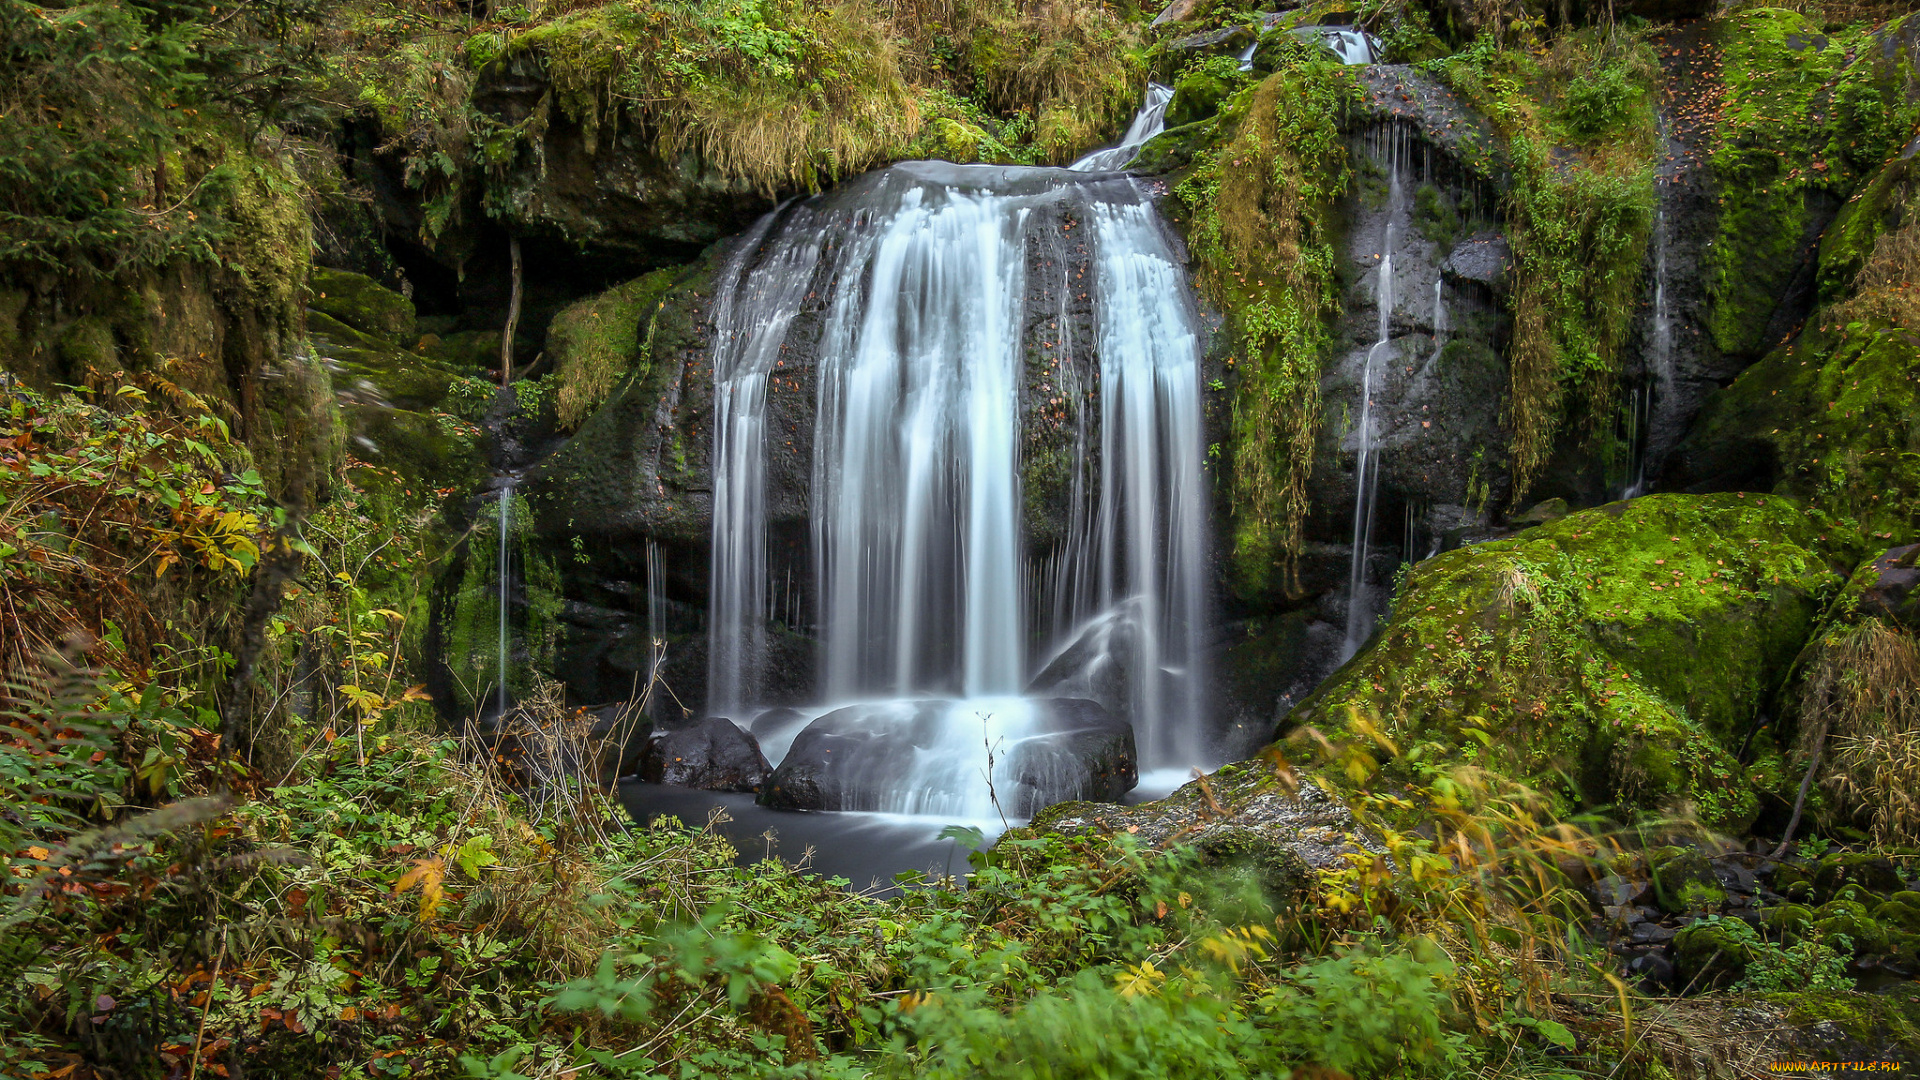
[514,0,923,193]
[1795,615,1920,846]
[1174,44,1357,597]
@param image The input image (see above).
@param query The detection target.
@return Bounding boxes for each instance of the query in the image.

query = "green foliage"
[0,380,278,682]
[0,0,323,276]
[1556,60,1642,142]
[513,0,923,193]
[1503,136,1654,499]
[1174,52,1356,597]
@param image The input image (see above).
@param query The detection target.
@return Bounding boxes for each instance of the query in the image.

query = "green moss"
[1284,493,1845,828]
[309,267,416,343]
[1677,316,1920,552]
[1165,67,1239,130]
[509,0,922,192]
[549,268,676,431]
[1705,10,1920,358]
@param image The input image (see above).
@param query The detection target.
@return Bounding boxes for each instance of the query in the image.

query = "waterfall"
[1069,83,1174,173]
[645,538,666,697]
[707,211,825,714]
[706,128,1208,812]
[1622,205,1673,500]
[495,478,515,717]
[1344,131,1406,658]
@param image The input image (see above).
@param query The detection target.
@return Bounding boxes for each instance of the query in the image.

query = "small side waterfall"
[1621,205,1674,500]
[705,90,1209,816]
[1344,132,1406,658]
[494,478,516,717]
[708,213,825,714]
[1070,83,1174,172]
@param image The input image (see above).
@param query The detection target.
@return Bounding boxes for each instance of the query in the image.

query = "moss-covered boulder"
[1703,10,1920,361]
[547,269,677,431]
[1285,494,1847,829]
[1165,69,1237,129]
[309,267,416,344]
[1667,319,1920,554]
[307,309,484,497]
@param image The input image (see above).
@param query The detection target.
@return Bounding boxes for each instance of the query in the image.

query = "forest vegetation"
[3,0,1920,1076]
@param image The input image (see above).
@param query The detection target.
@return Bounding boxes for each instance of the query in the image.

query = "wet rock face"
[1306,118,1512,604]
[758,698,1137,815]
[639,715,772,791]
[1855,546,1920,631]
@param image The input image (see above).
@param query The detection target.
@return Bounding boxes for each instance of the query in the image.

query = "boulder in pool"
[758,697,1136,816]
[639,716,772,792]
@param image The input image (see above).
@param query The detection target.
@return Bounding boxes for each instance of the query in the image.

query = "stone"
[639,716,772,792]
[1850,545,1920,633]
[309,267,416,343]
[758,698,1137,815]
[1651,846,1725,913]
[1024,760,1379,875]
[1510,498,1570,527]
[1283,494,1844,830]
[1585,872,1650,910]
[1442,232,1512,294]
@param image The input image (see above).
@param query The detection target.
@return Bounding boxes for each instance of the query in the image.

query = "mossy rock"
[547,268,676,431]
[1812,900,1890,954]
[417,329,503,373]
[1814,853,1907,902]
[1130,118,1220,175]
[1674,921,1764,989]
[1666,318,1918,556]
[1754,986,1920,1067]
[1765,902,1817,941]
[1704,10,1920,359]
[310,311,461,413]
[1650,846,1723,914]
[309,267,415,344]
[1166,71,1236,129]
[1878,896,1920,934]
[1284,494,1846,829]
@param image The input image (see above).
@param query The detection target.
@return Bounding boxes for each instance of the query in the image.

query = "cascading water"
[494,478,516,717]
[706,89,1207,819]
[707,214,825,714]
[1621,206,1674,500]
[1344,130,1407,658]
[1069,83,1173,172]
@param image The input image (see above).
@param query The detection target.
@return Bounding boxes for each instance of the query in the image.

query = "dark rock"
[639,715,772,792]
[1626,950,1677,992]
[1631,921,1680,945]
[1586,872,1652,910]
[758,698,1136,815]
[1851,545,1920,633]
[1442,232,1512,294]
